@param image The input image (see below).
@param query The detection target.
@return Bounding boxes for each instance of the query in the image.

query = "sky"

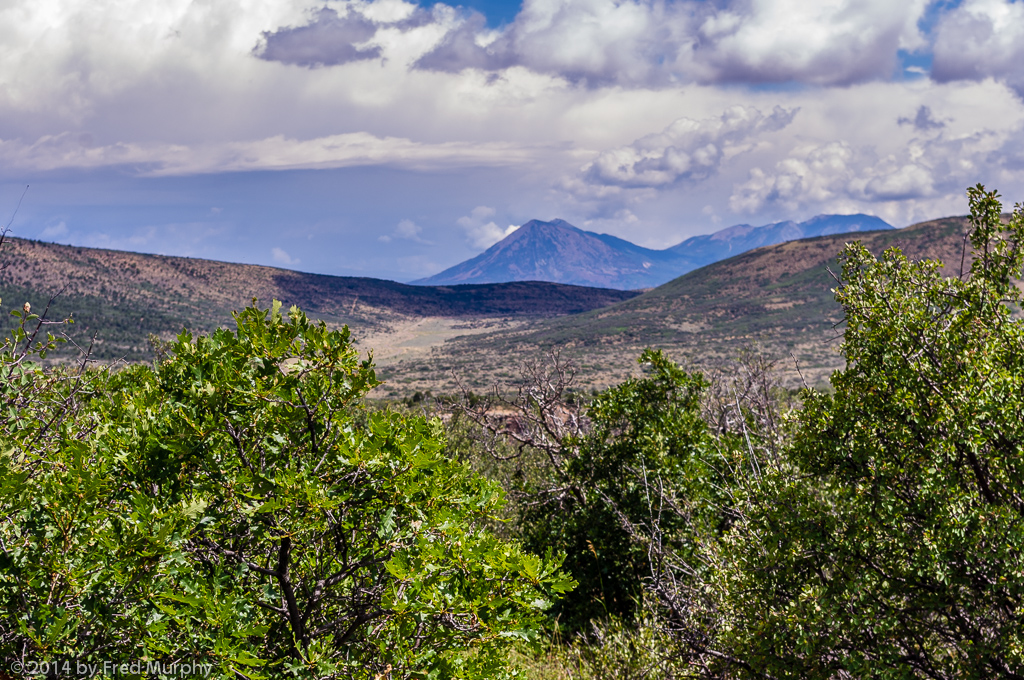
[3,0,1024,282]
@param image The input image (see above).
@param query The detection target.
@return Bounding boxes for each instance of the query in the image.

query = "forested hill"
[0,237,637,360]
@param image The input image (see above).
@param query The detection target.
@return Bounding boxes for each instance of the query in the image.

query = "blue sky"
[3,0,1024,281]
[445,0,522,25]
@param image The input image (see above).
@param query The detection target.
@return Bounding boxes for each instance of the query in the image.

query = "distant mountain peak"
[414,213,894,290]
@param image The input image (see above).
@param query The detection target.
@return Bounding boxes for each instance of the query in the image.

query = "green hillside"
[0,236,637,361]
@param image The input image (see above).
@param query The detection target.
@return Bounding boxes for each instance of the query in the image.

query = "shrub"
[714,185,1024,678]
[0,301,573,678]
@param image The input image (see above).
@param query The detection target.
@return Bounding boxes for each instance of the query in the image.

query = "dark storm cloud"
[931,0,1024,97]
[415,0,927,88]
[255,8,382,67]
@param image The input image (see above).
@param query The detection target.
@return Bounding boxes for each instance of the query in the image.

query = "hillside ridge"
[0,236,637,360]
[392,216,973,395]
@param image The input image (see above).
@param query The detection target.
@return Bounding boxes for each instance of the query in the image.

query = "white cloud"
[395,219,422,239]
[691,0,929,86]
[379,218,431,244]
[579,105,796,190]
[0,0,310,131]
[730,142,860,214]
[932,0,1024,97]
[864,162,937,201]
[272,246,301,266]
[0,132,546,177]
[557,104,798,225]
[417,0,690,86]
[457,206,519,248]
[39,221,69,240]
[728,119,1023,224]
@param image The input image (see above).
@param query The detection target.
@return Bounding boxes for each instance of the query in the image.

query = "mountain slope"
[665,213,893,269]
[0,237,637,360]
[536,216,962,347]
[413,219,678,290]
[402,216,970,393]
[415,214,893,289]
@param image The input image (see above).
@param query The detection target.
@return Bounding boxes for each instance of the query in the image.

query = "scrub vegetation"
[0,238,635,362]
[2,185,1023,678]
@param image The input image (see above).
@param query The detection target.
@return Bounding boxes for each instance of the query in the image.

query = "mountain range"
[408,215,970,394]
[413,214,893,289]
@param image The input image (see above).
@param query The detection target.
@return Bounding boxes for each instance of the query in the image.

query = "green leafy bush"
[713,185,1024,678]
[451,350,725,635]
[464,185,1024,679]
[518,350,715,632]
[0,300,572,678]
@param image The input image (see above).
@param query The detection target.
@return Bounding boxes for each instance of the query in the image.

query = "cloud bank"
[4,0,1024,279]
[0,132,546,176]
[579,105,797,190]
[251,0,932,88]
[729,116,1020,224]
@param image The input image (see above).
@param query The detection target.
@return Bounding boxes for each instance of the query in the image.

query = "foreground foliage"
[454,185,1024,679]
[713,185,1024,678]
[3,184,1023,679]
[0,300,572,678]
